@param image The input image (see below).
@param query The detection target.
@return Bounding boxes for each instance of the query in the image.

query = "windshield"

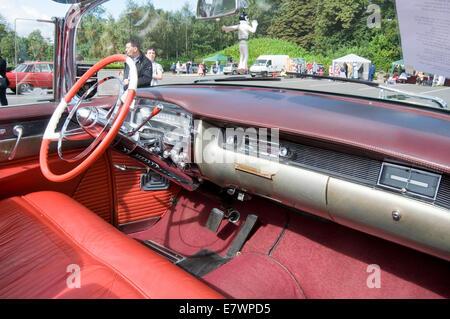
[13,64,28,73]
[70,0,449,111]
[254,60,268,66]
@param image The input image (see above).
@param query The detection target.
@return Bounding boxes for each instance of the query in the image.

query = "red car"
[6,62,53,94]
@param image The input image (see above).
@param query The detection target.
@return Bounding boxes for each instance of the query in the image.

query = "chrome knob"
[279,146,289,157]
[392,210,402,221]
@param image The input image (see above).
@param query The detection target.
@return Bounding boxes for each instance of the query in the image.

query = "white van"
[250,55,289,77]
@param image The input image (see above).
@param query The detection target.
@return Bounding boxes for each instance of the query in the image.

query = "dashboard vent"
[220,130,381,186]
[283,141,382,186]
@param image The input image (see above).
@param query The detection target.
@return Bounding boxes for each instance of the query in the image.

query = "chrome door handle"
[8,125,24,161]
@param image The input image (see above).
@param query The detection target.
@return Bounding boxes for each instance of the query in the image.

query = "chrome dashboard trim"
[377,162,442,201]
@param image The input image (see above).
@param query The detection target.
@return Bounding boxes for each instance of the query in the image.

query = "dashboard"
[111,86,450,261]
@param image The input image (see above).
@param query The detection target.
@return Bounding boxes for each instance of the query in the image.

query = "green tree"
[366,19,401,71]
[76,6,107,59]
[27,30,46,60]
[313,0,371,53]
[267,0,318,50]
[0,14,15,63]
[243,0,282,38]
[0,32,15,64]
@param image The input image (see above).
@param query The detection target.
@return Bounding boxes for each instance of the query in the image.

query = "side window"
[34,64,43,73]
[36,64,51,73]
[1,15,57,106]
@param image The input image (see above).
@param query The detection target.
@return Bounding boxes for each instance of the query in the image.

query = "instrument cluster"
[126,98,193,170]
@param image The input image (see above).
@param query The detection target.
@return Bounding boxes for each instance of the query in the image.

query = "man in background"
[146,48,163,86]
[123,39,152,89]
[0,49,9,106]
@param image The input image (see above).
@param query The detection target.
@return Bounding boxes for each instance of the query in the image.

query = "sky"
[0,0,197,23]
[0,0,197,37]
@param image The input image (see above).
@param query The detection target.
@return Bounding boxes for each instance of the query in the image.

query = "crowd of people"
[412,71,446,86]
[170,61,208,76]
[386,67,446,86]
[286,59,324,76]
[123,39,215,86]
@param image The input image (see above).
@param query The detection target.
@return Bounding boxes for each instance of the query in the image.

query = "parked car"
[6,61,96,96]
[250,55,289,77]
[223,62,238,75]
[6,62,53,94]
[0,0,449,302]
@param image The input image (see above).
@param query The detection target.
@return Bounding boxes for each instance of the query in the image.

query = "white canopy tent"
[332,54,372,80]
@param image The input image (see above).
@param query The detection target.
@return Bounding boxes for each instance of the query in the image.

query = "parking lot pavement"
[158,75,450,107]
[282,79,450,105]
[6,89,54,106]
[159,73,215,84]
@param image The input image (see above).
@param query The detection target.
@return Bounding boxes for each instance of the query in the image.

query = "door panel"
[110,151,181,228]
[0,151,84,200]
[0,99,180,228]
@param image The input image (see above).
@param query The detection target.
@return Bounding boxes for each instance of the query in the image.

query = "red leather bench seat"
[0,191,222,299]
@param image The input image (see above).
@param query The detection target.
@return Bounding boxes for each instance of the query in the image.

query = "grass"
[198,38,330,67]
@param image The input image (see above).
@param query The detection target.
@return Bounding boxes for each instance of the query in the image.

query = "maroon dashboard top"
[140,85,450,174]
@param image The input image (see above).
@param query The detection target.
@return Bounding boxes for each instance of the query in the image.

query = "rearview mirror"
[197,0,247,20]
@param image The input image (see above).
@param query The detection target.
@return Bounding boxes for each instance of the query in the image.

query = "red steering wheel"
[40,54,138,182]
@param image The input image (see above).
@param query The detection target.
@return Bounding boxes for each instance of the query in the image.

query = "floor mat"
[177,249,231,278]
[129,189,288,257]
[202,252,305,299]
[128,188,450,299]
[271,211,450,299]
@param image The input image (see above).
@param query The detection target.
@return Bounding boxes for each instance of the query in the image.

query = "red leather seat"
[0,191,223,299]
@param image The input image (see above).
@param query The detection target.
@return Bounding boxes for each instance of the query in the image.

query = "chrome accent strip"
[0,135,91,163]
[378,85,448,109]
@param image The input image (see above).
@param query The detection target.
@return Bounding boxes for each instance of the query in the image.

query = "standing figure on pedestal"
[222,12,258,73]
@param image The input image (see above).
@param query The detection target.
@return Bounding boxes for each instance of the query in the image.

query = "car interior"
[0,0,449,299]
